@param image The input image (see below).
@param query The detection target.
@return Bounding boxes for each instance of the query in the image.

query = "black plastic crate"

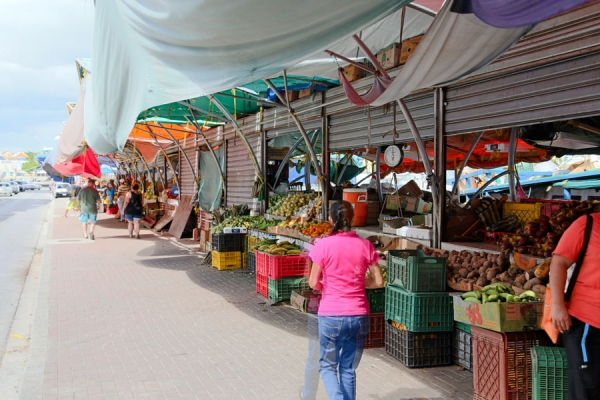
[247,252,256,273]
[211,233,243,252]
[452,324,472,371]
[385,321,452,368]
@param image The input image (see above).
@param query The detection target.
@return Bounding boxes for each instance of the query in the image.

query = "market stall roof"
[85,0,412,154]
[53,148,101,178]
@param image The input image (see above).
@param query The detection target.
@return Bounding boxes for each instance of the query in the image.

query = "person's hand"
[313,281,323,291]
[552,303,572,333]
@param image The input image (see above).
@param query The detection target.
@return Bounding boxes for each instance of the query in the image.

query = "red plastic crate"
[267,253,310,280]
[256,251,268,275]
[256,271,268,298]
[365,313,385,349]
[472,327,550,400]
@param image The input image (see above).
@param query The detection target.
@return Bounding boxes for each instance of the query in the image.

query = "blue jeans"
[318,315,368,400]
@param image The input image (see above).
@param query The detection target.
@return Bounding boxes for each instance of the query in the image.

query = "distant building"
[0,152,28,179]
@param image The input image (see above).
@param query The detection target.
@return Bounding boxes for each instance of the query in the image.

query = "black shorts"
[562,316,600,400]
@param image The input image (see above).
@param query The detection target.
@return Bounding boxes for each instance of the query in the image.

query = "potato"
[486,267,502,281]
[467,270,479,279]
[497,271,510,283]
[514,274,527,287]
[532,284,546,296]
[479,266,488,275]
[496,253,506,267]
[507,266,520,278]
[476,277,490,287]
[482,261,491,269]
[491,278,500,284]
[524,277,542,290]
[487,253,494,263]
[458,268,469,278]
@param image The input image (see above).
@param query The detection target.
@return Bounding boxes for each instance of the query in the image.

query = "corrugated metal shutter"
[179,146,198,197]
[226,132,261,207]
[328,90,435,152]
[445,2,600,135]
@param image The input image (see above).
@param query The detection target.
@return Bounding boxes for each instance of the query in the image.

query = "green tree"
[21,152,39,173]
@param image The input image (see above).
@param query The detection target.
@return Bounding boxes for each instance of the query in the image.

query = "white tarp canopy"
[57,77,86,163]
[85,0,410,154]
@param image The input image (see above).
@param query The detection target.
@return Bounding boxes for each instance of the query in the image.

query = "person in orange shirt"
[550,213,600,400]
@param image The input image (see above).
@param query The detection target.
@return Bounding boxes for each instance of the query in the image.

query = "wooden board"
[168,195,195,239]
[152,214,174,232]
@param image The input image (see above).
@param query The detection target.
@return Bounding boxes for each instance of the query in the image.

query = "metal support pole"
[397,99,438,234]
[508,127,518,202]
[208,94,263,179]
[147,126,179,190]
[261,129,268,214]
[156,122,198,183]
[375,146,383,206]
[335,150,359,186]
[322,109,330,220]
[452,131,485,197]
[433,87,446,247]
[184,115,225,180]
[264,79,326,198]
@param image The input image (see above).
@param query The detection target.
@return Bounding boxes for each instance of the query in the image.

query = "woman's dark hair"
[329,200,354,233]
[132,183,140,191]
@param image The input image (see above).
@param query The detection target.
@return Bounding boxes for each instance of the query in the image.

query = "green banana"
[486,289,499,297]
[462,291,480,300]
[464,297,482,304]
[482,293,488,303]
[487,293,499,302]
[519,290,537,300]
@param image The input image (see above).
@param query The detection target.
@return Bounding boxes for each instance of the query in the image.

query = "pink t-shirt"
[309,231,380,316]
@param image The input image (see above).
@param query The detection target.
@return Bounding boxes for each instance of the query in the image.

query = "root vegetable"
[467,271,479,279]
[524,277,542,290]
[514,274,527,287]
[491,278,500,284]
[496,253,506,267]
[533,284,547,296]
[458,268,469,278]
[486,267,502,281]
[479,266,488,275]
[507,266,520,278]
[482,261,491,269]
[497,271,510,282]
[476,277,490,287]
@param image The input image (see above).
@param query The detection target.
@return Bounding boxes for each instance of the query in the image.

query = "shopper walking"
[308,200,383,400]
[116,178,130,222]
[122,182,144,239]
[76,179,101,240]
[551,213,600,400]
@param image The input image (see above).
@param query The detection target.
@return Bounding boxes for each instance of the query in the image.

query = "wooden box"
[376,43,400,70]
[343,64,365,82]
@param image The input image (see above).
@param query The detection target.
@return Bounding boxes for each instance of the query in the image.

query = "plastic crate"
[247,252,256,273]
[268,277,309,302]
[503,202,542,226]
[212,233,243,252]
[531,347,568,400]
[255,251,268,275]
[211,251,241,271]
[387,250,446,292]
[267,254,310,280]
[248,235,258,253]
[385,321,452,368]
[455,321,472,334]
[256,271,268,298]
[242,234,248,253]
[366,288,385,313]
[452,324,473,371]
[365,313,385,349]
[472,327,551,400]
[384,286,454,332]
[242,253,248,268]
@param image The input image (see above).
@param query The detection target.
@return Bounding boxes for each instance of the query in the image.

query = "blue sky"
[0,0,94,154]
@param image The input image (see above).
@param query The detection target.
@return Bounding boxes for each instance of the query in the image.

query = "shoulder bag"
[542,214,592,343]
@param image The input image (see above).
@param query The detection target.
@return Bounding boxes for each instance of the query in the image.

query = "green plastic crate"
[455,321,472,334]
[367,288,385,313]
[531,347,568,400]
[384,286,453,332]
[268,277,309,303]
[388,250,446,292]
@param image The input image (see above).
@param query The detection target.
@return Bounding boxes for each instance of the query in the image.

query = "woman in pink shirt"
[309,200,383,400]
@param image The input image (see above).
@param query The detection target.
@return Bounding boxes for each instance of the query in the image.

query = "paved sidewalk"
[39,200,473,399]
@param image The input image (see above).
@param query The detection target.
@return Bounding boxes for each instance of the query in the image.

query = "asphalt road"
[0,189,51,360]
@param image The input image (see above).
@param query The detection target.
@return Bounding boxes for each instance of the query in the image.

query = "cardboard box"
[298,87,312,99]
[290,290,321,314]
[400,35,423,64]
[376,43,400,70]
[397,226,433,240]
[405,197,433,214]
[366,235,401,252]
[453,295,543,333]
[343,64,365,82]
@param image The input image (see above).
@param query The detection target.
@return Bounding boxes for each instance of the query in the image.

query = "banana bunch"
[461,283,539,304]
[256,239,302,256]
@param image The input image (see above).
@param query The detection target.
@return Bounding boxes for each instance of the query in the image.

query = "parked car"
[52,183,71,198]
[8,181,20,194]
[24,182,42,190]
[0,182,13,196]
[14,180,28,192]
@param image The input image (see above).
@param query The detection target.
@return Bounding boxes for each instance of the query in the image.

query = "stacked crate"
[452,321,472,371]
[384,250,452,367]
[255,250,310,302]
[211,233,243,270]
[365,287,385,349]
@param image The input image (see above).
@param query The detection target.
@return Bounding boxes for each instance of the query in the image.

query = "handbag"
[542,215,592,343]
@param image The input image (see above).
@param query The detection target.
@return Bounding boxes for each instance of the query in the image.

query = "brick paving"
[42,200,473,399]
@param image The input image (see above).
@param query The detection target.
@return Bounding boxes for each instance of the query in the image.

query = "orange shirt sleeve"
[552,214,587,262]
